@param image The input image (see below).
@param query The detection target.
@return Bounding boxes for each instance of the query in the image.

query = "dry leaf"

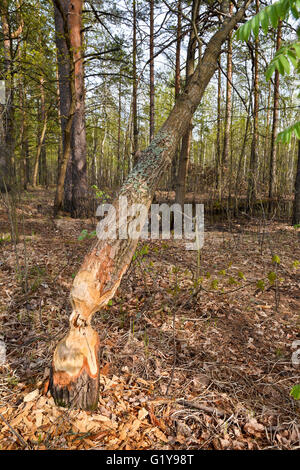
[23,389,39,403]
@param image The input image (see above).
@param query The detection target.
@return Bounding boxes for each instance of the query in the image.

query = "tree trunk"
[269,20,282,207]
[53,0,77,216]
[215,54,222,192]
[170,0,182,190]
[68,0,87,217]
[49,0,251,409]
[53,0,87,217]
[175,0,200,208]
[221,1,233,172]
[149,0,155,143]
[33,78,47,188]
[247,0,259,209]
[292,140,300,226]
[132,0,139,166]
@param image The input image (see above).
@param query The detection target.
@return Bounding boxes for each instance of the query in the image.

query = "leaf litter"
[0,189,299,450]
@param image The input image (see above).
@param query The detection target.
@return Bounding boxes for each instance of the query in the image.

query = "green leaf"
[267,271,277,285]
[293,43,300,57]
[228,276,237,285]
[211,279,219,290]
[287,49,298,67]
[253,14,260,38]
[269,5,279,28]
[256,279,265,291]
[265,62,276,81]
[290,384,300,400]
[260,9,269,33]
[243,19,253,42]
[291,3,299,18]
[278,54,291,74]
[277,122,300,144]
[272,254,280,264]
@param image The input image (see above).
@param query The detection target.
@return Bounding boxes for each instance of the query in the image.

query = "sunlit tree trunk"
[69,0,87,217]
[33,78,47,188]
[269,20,282,207]
[53,0,87,217]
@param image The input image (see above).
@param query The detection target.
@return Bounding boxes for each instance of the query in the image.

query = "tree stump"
[49,321,100,410]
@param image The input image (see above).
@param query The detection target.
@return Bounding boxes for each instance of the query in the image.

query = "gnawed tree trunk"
[49,0,251,409]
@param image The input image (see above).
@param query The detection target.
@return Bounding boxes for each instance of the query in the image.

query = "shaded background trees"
[0,0,298,223]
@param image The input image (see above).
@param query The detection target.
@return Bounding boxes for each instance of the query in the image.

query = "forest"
[0,0,299,452]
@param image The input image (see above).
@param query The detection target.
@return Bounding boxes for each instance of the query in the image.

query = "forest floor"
[0,188,299,450]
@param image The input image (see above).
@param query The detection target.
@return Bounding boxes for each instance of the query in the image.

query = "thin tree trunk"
[263,81,271,186]
[292,140,300,225]
[49,0,251,409]
[33,78,47,188]
[221,1,233,172]
[132,0,139,166]
[175,0,200,207]
[149,0,155,142]
[170,0,182,190]
[215,57,222,191]
[269,20,282,207]
[247,0,259,209]
[33,112,48,188]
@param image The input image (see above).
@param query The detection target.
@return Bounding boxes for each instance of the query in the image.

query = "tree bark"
[221,2,233,171]
[149,0,155,143]
[175,0,200,208]
[170,0,182,190]
[0,0,23,190]
[247,0,259,209]
[215,55,222,192]
[53,0,87,217]
[132,0,139,166]
[269,20,282,207]
[68,0,88,218]
[49,0,251,409]
[33,78,47,188]
[292,140,300,226]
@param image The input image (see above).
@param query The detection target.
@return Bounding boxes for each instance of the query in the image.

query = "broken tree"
[49,0,251,410]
